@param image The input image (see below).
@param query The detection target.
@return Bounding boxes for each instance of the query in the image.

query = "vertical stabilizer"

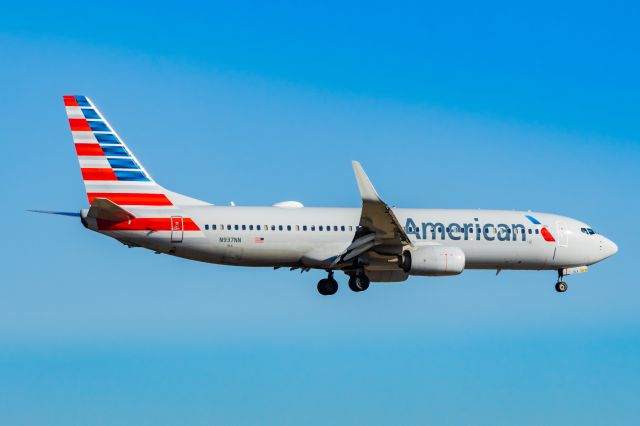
[63,95,208,208]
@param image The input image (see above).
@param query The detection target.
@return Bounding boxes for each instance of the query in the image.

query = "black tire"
[356,275,370,291]
[348,276,361,292]
[555,281,568,293]
[349,274,370,292]
[318,278,338,296]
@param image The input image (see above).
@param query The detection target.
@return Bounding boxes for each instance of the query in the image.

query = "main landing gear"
[348,273,370,292]
[316,271,371,295]
[555,270,568,293]
[317,271,338,296]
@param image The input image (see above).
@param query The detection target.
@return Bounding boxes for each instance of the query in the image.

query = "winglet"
[350,161,412,246]
[87,198,136,222]
[352,161,382,203]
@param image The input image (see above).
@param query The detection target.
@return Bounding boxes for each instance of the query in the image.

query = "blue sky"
[1,2,639,425]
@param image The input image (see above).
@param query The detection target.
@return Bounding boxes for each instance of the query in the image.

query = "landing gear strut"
[348,272,370,292]
[555,270,568,293]
[317,271,338,296]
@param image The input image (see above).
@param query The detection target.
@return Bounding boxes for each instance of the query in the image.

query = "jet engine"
[400,246,465,276]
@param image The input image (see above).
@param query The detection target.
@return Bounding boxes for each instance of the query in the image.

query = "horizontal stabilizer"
[28,210,81,217]
[87,198,136,222]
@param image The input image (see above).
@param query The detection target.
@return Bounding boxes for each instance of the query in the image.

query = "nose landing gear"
[555,281,568,292]
[555,270,568,293]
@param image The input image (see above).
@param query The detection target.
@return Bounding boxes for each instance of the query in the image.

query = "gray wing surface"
[332,161,412,267]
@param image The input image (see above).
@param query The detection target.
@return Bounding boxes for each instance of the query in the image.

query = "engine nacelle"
[400,246,465,276]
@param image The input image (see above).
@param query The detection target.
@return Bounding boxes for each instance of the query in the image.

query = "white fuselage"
[83,206,618,272]
[58,96,618,289]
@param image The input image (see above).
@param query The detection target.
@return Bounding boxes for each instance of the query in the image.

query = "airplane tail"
[63,95,208,209]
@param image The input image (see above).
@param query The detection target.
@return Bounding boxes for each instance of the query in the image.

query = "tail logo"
[64,95,173,207]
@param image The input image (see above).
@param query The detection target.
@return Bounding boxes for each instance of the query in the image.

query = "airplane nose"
[602,237,618,258]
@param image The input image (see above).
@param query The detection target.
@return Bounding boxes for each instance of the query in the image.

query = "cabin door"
[556,221,568,247]
[171,216,184,243]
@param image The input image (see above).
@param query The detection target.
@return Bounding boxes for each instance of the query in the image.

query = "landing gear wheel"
[555,281,568,293]
[317,278,338,296]
[348,274,370,292]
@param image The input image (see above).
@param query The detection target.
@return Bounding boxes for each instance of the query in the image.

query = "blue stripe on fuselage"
[525,215,541,224]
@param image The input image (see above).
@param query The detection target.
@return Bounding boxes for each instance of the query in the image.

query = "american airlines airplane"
[34,96,618,295]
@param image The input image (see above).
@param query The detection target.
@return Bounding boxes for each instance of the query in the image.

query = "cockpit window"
[581,227,596,235]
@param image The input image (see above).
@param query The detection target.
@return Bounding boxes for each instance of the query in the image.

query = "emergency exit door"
[171,216,184,243]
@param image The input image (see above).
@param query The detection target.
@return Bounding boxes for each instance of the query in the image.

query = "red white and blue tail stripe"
[64,95,207,208]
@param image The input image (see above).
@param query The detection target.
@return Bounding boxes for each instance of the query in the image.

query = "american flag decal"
[255,237,265,243]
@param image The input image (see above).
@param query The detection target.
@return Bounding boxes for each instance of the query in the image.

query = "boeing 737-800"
[33,96,618,295]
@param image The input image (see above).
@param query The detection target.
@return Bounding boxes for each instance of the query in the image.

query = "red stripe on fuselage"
[63,95,78,106]
[75,143,105,156]
[97,217,200,231]
[541,227,556,242]
[69,118,91,131]
[81,168,117,180]
[87,193,173,206]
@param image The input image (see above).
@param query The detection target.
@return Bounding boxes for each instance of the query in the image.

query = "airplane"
[32,95,619,295]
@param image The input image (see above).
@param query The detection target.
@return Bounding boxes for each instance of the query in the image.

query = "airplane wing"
[333,161,412,266]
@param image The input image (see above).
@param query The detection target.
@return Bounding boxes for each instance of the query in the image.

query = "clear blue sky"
[1,2,639,425]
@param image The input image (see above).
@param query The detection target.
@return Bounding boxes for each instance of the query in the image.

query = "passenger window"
[319,226,323,231]
[341,226,345,231]
[287,225,292,231]
[212,224,217,230]
[227,225,231,230]
[535,229,539,234]
[257,225,261,231]
[295,225,299,231]
[242,225,246,230]
[271,225,276,231]
[234,225,239,230]
[205,224,209,230]
[326,226,330,232]
[303,225,308,231]
[279,225,283,231]
[249,225,254,231]
[311,225,316,231]
[528,229,532,234]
